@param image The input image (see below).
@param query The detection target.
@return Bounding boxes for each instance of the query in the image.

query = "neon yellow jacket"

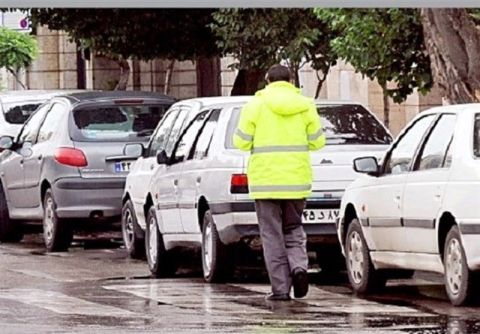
[234,81,326,199]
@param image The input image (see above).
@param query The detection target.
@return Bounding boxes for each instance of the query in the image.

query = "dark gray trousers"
[255,199,308,295]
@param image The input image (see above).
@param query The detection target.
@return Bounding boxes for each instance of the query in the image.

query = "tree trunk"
[7,68,27,90]
[231,68,265,96]
[381,83,390,130]
[293,67,300,88]
[164,59,175,95]
[315,70,329,99]
[421,9,480,103]
[114,58,130,91]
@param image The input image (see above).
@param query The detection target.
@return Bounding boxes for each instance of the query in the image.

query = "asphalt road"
[1,233,480,334]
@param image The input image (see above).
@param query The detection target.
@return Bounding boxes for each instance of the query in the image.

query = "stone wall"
[7,26,79,90]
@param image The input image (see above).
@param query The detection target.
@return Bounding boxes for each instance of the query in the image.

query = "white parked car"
[122,97,392,282]
[337,104,480,306]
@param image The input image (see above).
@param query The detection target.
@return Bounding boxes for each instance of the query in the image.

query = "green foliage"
[30,9,219,61]
[211,9,337,75]
[315,9,432,103]
[0,27,38,71]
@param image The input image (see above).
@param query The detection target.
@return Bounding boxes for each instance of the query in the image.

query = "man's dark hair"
[265,64,292,83]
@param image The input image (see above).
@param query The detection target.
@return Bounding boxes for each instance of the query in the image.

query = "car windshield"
[70,104,170,142]
[3,101,43,124]
[226,104,392,148]
[319,104,392,145]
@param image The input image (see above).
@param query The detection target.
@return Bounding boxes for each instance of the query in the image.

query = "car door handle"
[173,179,178,186]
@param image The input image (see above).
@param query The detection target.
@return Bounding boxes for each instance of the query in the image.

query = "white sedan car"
[337,104,480,306]
[122,97,392,282]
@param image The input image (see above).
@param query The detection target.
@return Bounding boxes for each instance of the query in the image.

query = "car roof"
[173,96,366,109]
[60,90,176,104]
[173,96,252,108]
[315,100,364,105]
[0,89,85,103]
[419,103,480,115]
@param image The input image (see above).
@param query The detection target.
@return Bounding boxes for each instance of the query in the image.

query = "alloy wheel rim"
[44,197,54,243]
[124,209,134,245]
[203,221,213,277]
[446,238,463,295]
[148,216,158,266]
[348,231,364,285]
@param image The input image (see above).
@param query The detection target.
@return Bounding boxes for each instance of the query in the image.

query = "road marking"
[233,284,434,316]
[9,269,77,282]
[0,289,137,317]
[104,281,272,314]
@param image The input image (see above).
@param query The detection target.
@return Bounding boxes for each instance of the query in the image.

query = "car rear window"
[319,104,392,145]
[226,104,392,148]
[3,101,43,124]
[70,104,170,142]
[473,114,480,157]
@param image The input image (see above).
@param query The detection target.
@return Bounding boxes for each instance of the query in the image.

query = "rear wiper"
[326,133,358,140]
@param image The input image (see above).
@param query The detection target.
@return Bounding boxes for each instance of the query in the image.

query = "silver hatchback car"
[0,91,175,251]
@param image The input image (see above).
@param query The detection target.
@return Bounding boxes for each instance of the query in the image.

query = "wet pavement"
[1,234,480,333]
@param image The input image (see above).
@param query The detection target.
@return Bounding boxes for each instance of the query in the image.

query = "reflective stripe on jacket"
[233,81,326,199]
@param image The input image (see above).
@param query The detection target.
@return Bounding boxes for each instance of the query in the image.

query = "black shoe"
[292,268,308,298]
[265,293,291,301]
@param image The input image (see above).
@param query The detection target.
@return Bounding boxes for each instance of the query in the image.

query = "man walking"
[234,64,326,301]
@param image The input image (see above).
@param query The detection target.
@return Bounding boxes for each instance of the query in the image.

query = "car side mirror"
[156,150,169,165]
[124,143,144,158]
[0,136,14,151]
[353,157,379,176]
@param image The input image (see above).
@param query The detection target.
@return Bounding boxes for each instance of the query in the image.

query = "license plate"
[114,161,132,173]
[302,209,339,223]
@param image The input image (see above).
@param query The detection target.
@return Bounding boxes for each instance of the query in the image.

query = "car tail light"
[54,147,88,167]
[230,174,249,194]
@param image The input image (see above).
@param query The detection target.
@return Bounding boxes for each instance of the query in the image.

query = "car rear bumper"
[217,223,337,246]
[211,200,339,246]
[53,177,125,219]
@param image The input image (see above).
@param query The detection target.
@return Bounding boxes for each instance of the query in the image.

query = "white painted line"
[0,289,137,317]
[234,284,433,316]
[9,269,77,282]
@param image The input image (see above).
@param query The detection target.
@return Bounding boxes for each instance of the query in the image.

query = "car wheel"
[202,209,233,283]
[121,200,145,259]
[345,218,385,294]
[444,225,479,306]
[145,206,173,278]
[0,185,22,242]
[43,189,73,252]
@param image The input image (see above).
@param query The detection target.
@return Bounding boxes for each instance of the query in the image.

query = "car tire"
[345,218,386,294]
[43,189,73,252]
[0,185,22,242]
[202,209,233,283]
[444,225,479,306]
[145,206,174,278]
[121,200,145,259]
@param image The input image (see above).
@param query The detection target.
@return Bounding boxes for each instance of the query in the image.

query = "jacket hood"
[256,81,312,116]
